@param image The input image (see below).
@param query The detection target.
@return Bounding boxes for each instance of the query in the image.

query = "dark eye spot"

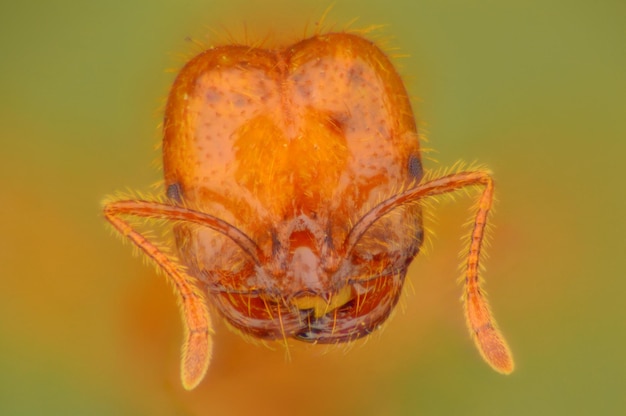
[414,226,424,247]
[408,154,422,179]
[166,182,182,202]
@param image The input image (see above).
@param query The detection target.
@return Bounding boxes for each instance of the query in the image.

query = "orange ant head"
[105,30,513,389]
[162,33,424,342]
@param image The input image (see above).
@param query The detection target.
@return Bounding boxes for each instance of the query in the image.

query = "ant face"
[104,32,513,390]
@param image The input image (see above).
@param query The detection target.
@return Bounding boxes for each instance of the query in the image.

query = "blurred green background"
[1,1,624,415]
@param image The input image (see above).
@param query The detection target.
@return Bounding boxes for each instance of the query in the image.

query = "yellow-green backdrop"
[1,1,624,415]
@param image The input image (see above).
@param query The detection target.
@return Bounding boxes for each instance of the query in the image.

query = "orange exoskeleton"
[104,32,513,390]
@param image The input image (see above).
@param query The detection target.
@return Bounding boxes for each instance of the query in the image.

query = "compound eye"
[408,153,423,180]
[166,182,183,203]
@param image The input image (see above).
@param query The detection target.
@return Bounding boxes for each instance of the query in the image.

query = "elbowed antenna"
[104,200,265,266]
[103,198,271,389]
[341,171,514,374]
